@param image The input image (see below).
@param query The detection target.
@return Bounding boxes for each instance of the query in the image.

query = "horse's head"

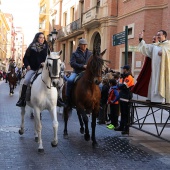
[86,49,107,85]
[45,50,64,87]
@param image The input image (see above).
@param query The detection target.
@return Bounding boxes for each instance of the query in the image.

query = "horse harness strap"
[46,57,60,78]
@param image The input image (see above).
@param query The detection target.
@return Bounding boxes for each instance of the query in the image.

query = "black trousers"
[119,101,130,131]
[110,104,119,127]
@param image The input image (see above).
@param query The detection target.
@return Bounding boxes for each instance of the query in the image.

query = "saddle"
[66,71,85,108]
[25,69,42,101]
[74,71,84,83]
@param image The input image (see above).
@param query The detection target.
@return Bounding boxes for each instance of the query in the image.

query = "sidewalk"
[0,80,170,169]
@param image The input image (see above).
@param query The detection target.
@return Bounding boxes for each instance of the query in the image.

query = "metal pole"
[125,26,128,65]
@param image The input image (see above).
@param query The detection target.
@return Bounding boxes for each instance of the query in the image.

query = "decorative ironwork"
[57,19,81,39]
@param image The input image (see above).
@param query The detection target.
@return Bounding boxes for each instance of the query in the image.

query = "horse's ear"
[100,49,107,57]
[59,50,62,56]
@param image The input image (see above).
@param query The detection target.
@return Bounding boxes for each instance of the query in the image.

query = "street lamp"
[48,28,58,51]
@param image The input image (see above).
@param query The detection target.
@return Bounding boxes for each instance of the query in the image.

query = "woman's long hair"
[31,32,47,44]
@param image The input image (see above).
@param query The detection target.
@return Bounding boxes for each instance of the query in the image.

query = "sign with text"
[112,31,125,46]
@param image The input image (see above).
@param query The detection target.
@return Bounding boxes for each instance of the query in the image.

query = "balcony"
[39,8,47,19]
[82,6,100,29]
[57,19,84,40]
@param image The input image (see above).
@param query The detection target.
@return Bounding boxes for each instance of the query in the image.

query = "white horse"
[19,50,65,153]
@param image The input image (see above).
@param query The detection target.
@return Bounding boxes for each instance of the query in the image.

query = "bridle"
[41,57,62,89]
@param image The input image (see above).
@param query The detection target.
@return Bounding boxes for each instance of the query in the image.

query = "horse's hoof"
[63,130,68,139]
[51,141,58,147]
[84,134,90,141]
[63,133,68,139]
[18,129,24,135]
[92,141,98,148]
[35,137,38,142]
[38,148,44,153]
[80,127,84,134]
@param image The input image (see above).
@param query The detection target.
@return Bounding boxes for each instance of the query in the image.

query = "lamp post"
[48,28,58,52]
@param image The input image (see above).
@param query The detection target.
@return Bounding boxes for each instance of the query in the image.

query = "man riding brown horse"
[63,38,92,107]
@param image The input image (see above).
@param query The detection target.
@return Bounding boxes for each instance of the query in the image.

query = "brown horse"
[63,49,107,147]
[8,67,17,95]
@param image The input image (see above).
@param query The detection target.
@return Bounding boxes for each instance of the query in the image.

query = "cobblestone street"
[0,80,170,170]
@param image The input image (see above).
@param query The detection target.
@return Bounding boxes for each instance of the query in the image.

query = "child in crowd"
[107,79,120,129]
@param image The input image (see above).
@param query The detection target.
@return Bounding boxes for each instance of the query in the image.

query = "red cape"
[131,57,151,97]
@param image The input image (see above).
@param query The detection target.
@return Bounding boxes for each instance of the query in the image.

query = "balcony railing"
[57,19,81,39]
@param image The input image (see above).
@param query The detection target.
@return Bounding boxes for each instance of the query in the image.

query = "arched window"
[93,33,101,55]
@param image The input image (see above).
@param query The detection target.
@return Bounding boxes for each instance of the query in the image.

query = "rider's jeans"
[66,72,77,97]
[24,70,35,85]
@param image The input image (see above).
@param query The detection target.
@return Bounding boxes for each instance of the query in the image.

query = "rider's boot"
[57,97,66,107]
[16,84,27,107]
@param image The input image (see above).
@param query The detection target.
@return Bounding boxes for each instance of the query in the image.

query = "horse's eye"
[48,63,51,67]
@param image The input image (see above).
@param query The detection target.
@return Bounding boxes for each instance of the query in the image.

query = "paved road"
[0,80,170,170]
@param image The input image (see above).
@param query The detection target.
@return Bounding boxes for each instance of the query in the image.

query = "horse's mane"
[88,49,110,75]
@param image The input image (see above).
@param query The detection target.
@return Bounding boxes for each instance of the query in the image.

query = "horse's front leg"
[91,111,98,147]
[49,106,58,147]
[77,111,84,134]
[19,107,25,135]
[79,110,90,141]
[34,107,44,153]
[9,84,12,96]
[63,107,69,138]
[12,84,14,94]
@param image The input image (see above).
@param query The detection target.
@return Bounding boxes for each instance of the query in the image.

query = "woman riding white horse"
[16,32,48,107]
[19,50,65,153]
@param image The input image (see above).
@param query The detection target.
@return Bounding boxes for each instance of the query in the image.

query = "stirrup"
[57,98,66,107]
[16,99,26,107]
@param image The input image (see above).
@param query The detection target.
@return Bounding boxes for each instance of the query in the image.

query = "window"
[122,52,132,68]
[62,44,66,62]
[70,7,75,22]
[69,41,73,59]
[97,0,100,7]
[128,27,132,36]
[40,4,46,14]
[52,19,55,29]
[123,23,134,39]
[63,12,67,26]
[123,0,131,2]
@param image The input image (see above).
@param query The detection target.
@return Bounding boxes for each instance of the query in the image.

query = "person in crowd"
[137,30,170,103]
[97,78,110,124]
[6,59,16,83]
[3,71,6,80]
[0,70,3,80]
[16,32,49,107]
[114,65,134,134]
[107,79,119,129]
[64,38,92,107]
[113,73,120,84]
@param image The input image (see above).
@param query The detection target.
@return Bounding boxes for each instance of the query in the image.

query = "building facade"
[42,0,170,78]
[39,0,50,38]
[0,11,9,71]
[14,27,25,68]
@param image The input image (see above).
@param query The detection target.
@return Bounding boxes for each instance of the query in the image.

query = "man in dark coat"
[65,38,92,106]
